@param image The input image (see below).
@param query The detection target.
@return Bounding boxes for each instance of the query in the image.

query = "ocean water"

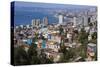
[13,1,96,26]
[14,8,58,26]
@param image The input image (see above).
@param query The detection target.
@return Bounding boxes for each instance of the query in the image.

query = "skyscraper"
[73,17,77,27]
[31,19,35,28]
[43,17,48,26]
[36,19,40,27]
[83,16,88,26]
[83,11,88,26]
[31,19,41,28]
[58,14,63,24]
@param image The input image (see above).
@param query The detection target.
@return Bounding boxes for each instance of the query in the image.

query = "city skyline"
[11,1,97,65]
[13,1,97,26]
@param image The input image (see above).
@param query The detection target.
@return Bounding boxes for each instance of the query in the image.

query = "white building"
[47,44,60,52]
[88,35,92,41]
[20,25,24,28]
[58,14,63,24]
[72,16,83,27]
[43,17,48,26]
[36,19,40,28]
[15,26,19,29]
[84,26,90,33]
[83,15,88,26]
[31,19,41,28]
[90,29,96,35]
[26,25,30,28]
[73,17,77,27]
[90,15,97,23]
[31,19,35,28]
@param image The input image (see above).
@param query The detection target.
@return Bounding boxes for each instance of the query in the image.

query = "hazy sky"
[13,1,97,9]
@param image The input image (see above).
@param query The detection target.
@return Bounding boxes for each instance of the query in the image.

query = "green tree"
[28,44,41,64]
[89,23,93,27]
[38,49,53,64]
[78,28,88,44]
[92,32,97,39]
[78,28,89,59]
[90,32,97,44]
[59,25,64,35]
[14,46,30,65]
[59,46,75,62]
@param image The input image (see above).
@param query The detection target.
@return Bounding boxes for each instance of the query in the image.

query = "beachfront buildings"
[14,7,97,63]
[31,17,48,28]
[31,19,41,28]
[58,14,64,24]
[43,17,48,26]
